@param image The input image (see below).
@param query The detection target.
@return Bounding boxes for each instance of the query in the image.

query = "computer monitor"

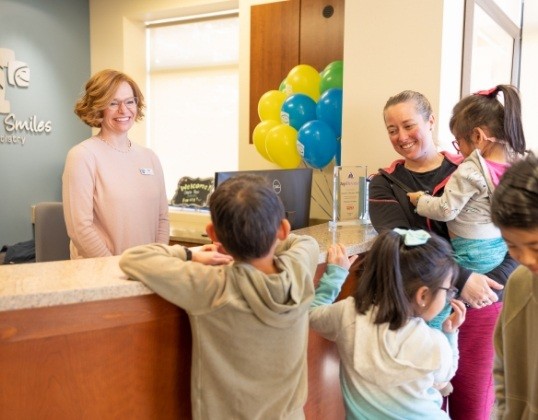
[214,168,313,230]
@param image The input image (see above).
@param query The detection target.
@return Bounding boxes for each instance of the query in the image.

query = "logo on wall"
[0,47,53,146]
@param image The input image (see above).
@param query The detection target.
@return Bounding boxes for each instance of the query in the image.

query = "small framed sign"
[330,165,370,228]
[170,176,214,208]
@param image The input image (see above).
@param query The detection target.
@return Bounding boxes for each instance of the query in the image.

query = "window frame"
[461,0,523,95]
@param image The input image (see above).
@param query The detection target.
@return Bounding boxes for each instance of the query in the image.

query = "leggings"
[447,302,503,420]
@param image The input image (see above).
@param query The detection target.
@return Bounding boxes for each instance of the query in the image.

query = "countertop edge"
[1,223,377,311]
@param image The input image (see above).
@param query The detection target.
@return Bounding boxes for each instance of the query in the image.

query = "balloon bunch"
[253,61,343,169]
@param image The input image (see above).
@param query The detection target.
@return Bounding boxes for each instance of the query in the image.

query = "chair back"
[34,202,70,262]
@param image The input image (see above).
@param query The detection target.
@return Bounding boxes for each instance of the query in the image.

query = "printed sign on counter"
[330,165,370,228]
[170,176,214,208]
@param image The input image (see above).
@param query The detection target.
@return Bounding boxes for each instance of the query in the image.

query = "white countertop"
[0,222,377,312]
[0,256,152,311]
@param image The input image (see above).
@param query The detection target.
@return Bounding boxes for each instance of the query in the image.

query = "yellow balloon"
[285,64,321,102]
[265,124,302,169]
[258,90,286,121]
[253,120,279,162]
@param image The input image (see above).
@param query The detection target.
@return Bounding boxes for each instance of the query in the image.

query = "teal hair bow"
[393,228,431,246]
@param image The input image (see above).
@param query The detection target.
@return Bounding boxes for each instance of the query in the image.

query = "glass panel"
[470,4,514,92]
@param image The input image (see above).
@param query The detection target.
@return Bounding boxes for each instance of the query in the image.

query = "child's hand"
[192,244,234,266]
[442,299,467,333]
[327,243,358,270]
[407,191,425,207]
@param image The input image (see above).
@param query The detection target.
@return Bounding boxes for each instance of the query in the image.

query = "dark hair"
[209,174,285,261]
[491,152,538,230]
[74,69,145,127]
[449,85,526,156]
[354,230,458,330]
[383,90,433,122]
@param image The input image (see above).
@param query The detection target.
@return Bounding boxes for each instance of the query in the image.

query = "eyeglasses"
[452,136,501,154]
[108,97,138,110]
[439,286,459,302]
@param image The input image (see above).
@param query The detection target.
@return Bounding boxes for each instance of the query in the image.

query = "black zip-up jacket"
[368,151,517,298]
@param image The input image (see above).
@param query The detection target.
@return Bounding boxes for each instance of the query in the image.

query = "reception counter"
[0,222,377,419]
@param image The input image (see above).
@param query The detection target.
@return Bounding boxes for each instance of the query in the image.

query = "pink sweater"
[62,137,170,259]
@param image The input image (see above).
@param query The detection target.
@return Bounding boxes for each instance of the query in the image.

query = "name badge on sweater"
[140,168,154,175]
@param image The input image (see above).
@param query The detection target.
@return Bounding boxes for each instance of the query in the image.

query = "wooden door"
[300,0,345,71]
[250,0,301,142]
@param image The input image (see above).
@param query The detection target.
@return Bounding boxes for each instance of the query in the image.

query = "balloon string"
[322,168,333,197]
[310,169,333,218]
[301,160,331,207]
[300,160,335,219]
[319,168,334,207]
[311,192,332,218]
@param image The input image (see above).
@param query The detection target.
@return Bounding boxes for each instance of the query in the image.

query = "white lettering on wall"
[0,134,25,145]
[0,47,53,145]
[4,114,52,133]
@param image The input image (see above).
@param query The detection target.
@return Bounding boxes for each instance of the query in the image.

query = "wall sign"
[0,47,53,146]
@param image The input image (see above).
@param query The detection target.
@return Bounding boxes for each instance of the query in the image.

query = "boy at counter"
[119,174,320,419]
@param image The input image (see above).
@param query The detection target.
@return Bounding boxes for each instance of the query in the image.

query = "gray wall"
[0,0,91,247]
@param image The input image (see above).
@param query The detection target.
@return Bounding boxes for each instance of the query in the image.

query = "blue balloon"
[280,93,317,131]
[316,88,343,137]
[335,138,342,166]
[297,120,337,169]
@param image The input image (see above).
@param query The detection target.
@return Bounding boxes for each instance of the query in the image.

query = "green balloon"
[323,60,343,73]
[320,62,343,93]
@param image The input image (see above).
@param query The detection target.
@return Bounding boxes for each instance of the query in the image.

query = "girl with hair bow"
[310,229,466,419]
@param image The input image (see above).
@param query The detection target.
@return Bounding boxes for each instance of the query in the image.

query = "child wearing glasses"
[490,152,538,419]
[406,85,526,419]
[310,229,466,419]
[407,85,525,276]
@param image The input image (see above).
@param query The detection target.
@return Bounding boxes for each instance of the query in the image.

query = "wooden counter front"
[0,262,363,419]
[1,294,190,419]
[0,223,376,419]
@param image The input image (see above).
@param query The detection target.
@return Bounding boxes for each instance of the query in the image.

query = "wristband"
[183,246,192,261]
